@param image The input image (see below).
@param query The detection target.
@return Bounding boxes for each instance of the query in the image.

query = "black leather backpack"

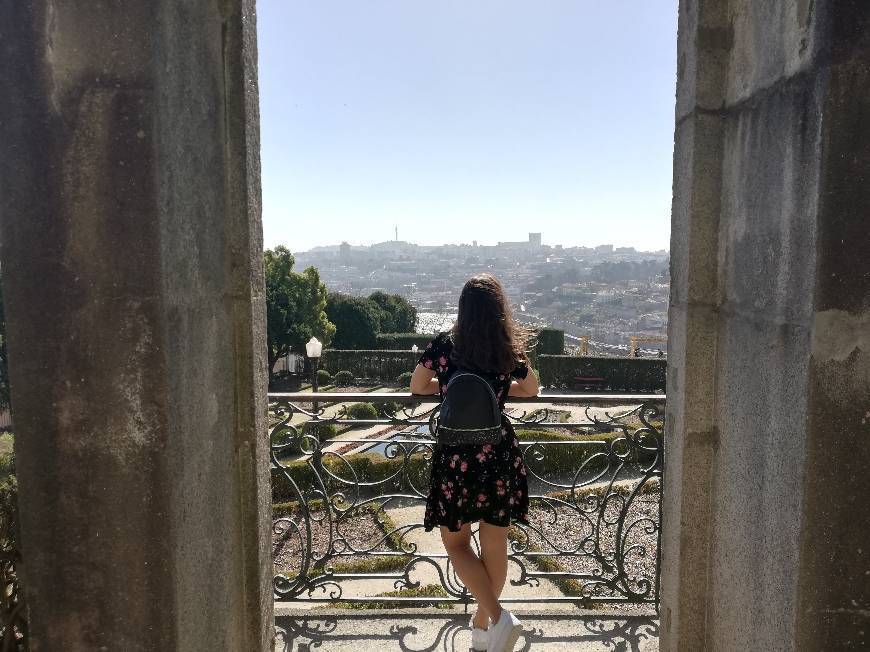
[435,369,503,446]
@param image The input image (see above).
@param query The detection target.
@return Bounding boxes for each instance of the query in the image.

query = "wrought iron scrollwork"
[269,393,664,607]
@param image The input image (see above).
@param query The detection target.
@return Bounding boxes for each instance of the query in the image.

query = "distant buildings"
[497,232,543,250]
[291,234,669,354]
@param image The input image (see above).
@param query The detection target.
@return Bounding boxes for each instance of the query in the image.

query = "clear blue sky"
[257,1,678,252]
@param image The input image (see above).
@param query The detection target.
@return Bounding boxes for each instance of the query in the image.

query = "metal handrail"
[269,391,666,403]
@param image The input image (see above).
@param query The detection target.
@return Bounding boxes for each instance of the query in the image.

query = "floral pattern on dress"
[418,332,530,532]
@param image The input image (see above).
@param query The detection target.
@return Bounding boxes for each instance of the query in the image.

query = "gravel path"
[273,506,398,577]
[522,486,660,608]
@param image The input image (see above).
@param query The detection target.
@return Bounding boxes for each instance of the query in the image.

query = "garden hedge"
[272,452,431,503]
[514,429,655,476]
[333,370,354,386]
[271,431,655,504]
[375,333,434,350]
[269,371,303,392]
[321,349,419,383]
[534,328,565,356]
[537,355,666,392]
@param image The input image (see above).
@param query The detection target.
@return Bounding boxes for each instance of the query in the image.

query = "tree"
[264,246,335,381]
[368,291,417,333]
[325,293,381,349]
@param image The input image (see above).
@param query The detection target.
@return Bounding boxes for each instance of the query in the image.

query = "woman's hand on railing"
[409,363,441,395]
[508,367,540,398]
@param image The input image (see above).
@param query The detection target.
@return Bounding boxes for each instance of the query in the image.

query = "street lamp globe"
[306,336,323,359]
[411,344,419,353]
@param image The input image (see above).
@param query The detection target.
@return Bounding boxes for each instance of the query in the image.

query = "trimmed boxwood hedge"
[538,355,665,392]
[375,333,434,350]
[322,349,419,383]
[346,402,378,420]
[333,370,354,386]
[271,431,656,504]
[514,429,655,476]
[535,328,565,355]
[316,369,333,385]
[272,452,431,503]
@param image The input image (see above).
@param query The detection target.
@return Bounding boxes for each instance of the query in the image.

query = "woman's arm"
[508,367,540,397]
[410,363,440,395]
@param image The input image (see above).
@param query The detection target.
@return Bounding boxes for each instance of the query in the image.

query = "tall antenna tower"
[395,225,398,241]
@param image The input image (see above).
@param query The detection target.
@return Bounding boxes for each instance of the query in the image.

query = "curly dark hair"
[450,273,530,374]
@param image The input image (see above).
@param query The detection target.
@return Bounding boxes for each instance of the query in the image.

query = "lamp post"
[306,336,323,412]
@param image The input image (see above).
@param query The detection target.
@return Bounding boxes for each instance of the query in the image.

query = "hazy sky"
[257,1,678,252]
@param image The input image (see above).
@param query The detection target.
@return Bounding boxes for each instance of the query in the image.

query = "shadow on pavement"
[274,611,659,651]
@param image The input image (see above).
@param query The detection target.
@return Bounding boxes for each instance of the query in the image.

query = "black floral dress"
[419,332,530,532]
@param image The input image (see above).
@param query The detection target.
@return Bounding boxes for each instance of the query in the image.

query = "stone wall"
[664,1,870,650]
[0,2,273,650]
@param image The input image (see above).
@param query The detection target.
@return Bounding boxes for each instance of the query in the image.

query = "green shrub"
[333,370,354,386]
[379,401,402,416]
[0,449,25,645]
[0,432,14,482]
[346,402,378,420]
[396,371,414,385]
[316,369,333,385]
[332,584,451,610]
[315,555,412,575]
[273,422,340,456]
[537,355,666,392]
[375,333,433,350]
[313,423,339,442]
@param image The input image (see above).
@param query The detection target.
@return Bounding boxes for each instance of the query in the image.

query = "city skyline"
[284,234,669,254]
[257,1,679,253]
[278,232,669,255]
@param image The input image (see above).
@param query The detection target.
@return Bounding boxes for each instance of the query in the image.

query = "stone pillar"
[663,1,870,650]
[0,2,273,650]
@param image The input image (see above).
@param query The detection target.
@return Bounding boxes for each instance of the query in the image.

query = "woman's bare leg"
[441,524,503,627]
[479,521,509,607]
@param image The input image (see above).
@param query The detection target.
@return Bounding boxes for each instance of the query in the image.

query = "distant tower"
[529,232,542,247]
[473,240,478,247]
[340,241,350,262]
[395,225,398,241]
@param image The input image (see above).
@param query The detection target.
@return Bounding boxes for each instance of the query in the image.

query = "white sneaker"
[487,609,522,652]
[470,613,488,651]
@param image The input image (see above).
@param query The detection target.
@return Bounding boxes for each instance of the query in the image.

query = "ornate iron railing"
[269,392,664,608]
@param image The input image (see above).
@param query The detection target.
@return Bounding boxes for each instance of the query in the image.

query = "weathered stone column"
[0,2,273,650]
[664,1,870,650]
